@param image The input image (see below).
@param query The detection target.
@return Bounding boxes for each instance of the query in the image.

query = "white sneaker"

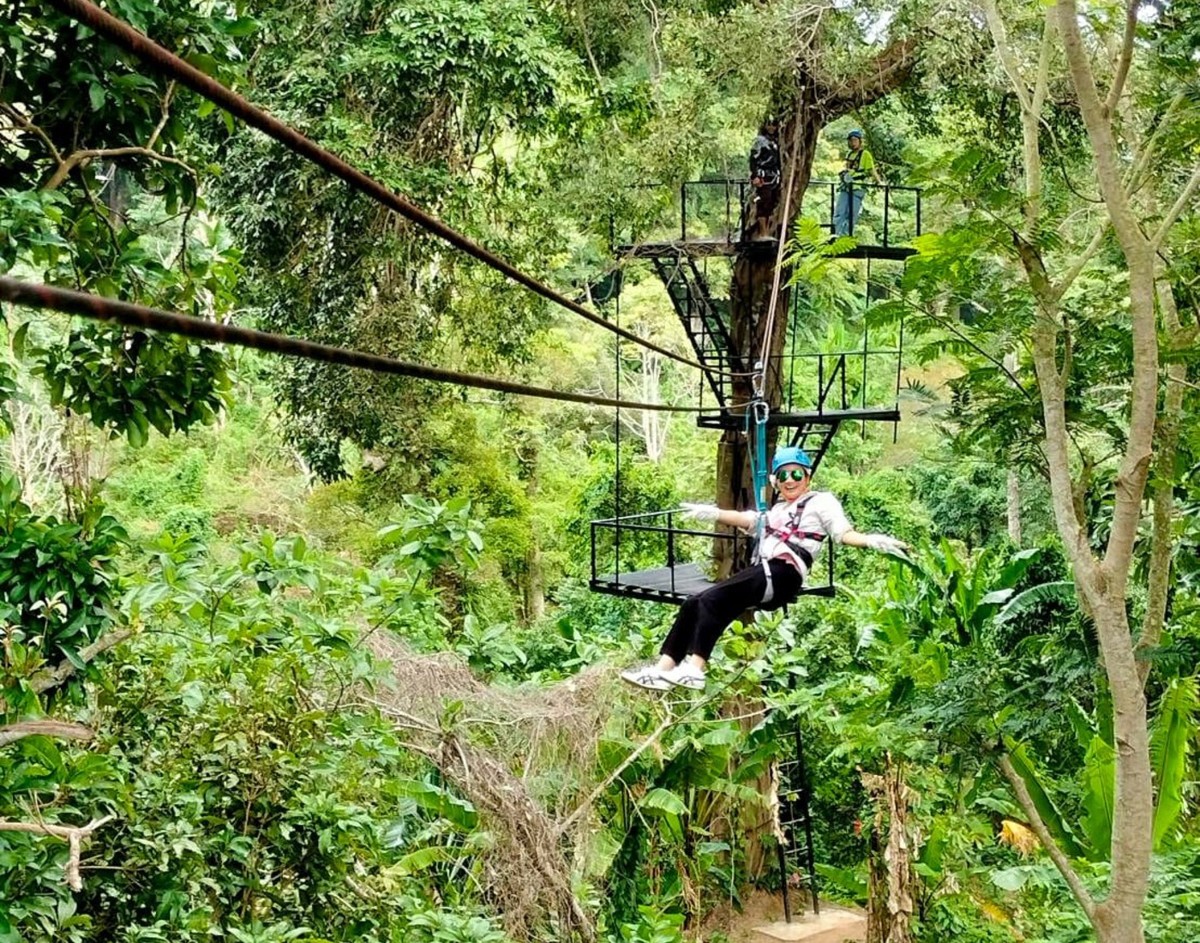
[620,664,672,691]
[662,663,706,690]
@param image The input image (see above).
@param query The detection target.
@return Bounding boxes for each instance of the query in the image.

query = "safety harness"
[753,492,825,604]
[839,148,867,189]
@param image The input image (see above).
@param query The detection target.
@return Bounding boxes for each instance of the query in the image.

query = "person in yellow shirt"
[834,129,882,236]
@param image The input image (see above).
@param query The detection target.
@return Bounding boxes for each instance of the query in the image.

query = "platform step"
[751,906,866,943]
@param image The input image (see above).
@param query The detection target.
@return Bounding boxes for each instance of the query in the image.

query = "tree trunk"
[1004,352,1022,545]
[1089,598,1152,943]
[863,758,915,943]
[714,112,819,577]
[524,544,545,623]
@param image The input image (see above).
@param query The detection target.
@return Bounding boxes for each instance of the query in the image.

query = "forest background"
[1,0,1198,942]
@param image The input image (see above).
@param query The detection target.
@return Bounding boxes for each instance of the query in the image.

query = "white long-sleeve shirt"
[756,491,853,576]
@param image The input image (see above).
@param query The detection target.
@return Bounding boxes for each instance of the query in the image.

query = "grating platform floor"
[590,563,835,605]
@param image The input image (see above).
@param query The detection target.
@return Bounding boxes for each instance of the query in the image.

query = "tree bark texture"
[863,759,915,943]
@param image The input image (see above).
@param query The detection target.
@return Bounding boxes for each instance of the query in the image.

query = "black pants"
[660,559,803,663]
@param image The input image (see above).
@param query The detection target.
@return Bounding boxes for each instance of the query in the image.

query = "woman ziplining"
[620,445,907,692]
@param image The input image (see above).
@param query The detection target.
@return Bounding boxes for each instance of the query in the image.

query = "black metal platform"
[616,238,914,262]
[591,562,836,605]
[610,178,922,262]
[615,238,777,259]
[591,563,715,603]
[696,406,901,430]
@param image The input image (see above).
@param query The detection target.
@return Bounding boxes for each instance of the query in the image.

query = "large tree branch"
[819,35,921,118]
[0,626,136,715]
[1028,315,1089,563]
[1137,278,1187,685]
[43,146,196,192]
[0,720,94,748]
[1056,0,1157,597]
[1102,0,1138,118]
[997,754,1096,920]
[31,626,136,696]
[982,0,1033,113]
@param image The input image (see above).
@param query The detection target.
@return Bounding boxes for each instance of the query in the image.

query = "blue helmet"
[771,446,814,474]
[847,128,863,140]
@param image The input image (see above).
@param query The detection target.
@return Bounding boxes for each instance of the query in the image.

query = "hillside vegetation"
[1,1,1198,942]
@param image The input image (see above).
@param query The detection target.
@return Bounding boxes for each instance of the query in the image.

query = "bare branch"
[145,81,176,150]
[0,816,114,891]
[982,0,1033,113]
[0,720,94,748]
[44,146,196,192]
[0,103,64,165]
[556,712,676,836]
[1102,0,1138,118]
[1050,222,1109,303]
[997,754,1096,919]
[1150,164,1200,254]
[1124,91,1187,194]
[30,626,137,696]
[1031,11,1054,117]
[1137,278,1187,685]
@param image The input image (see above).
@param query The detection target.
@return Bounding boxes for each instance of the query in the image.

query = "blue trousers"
[834,187,865,235]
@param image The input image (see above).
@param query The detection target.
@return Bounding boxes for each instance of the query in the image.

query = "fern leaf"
[995,581,1076,624]
[1079,736,1114,860]
[1150,676,1198,849]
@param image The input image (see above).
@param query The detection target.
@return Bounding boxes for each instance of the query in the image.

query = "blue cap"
[847,129,863,140]
[771,446,814,474]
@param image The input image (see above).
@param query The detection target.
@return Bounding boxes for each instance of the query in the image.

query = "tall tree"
[897,1,1200,937]
[716,18,920,570]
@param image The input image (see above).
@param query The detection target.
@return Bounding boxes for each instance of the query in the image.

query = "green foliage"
[910,462,1008,548]
[378,496,484,576]
[0,474,126,708]
[0,189,70,275]
[29,326,231,446]
[54,530,508,942]
[0,360,14,434]
[570,449,681,576]
[1149,677,1198,849]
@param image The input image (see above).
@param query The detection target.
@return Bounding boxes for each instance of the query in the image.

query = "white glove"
[863,533,907,555]
[680,503,721,523]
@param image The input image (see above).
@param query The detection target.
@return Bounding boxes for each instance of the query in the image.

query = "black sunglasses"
[774,468,809,483]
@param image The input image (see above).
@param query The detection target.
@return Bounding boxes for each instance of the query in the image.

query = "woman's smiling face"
[772,464,810,500]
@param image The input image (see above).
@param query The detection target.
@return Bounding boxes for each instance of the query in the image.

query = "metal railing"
[589,508,836,602]
[805,180,922,246]
[610,178,923,251]
[589,509,738,597]
[697,347,902,422]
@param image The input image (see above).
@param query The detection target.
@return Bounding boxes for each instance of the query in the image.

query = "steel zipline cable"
[45,0,744,379]
[0,277,724,415]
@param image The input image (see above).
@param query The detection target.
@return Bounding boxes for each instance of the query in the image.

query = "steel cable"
[46,0,741,379]
[0,277,731,414]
